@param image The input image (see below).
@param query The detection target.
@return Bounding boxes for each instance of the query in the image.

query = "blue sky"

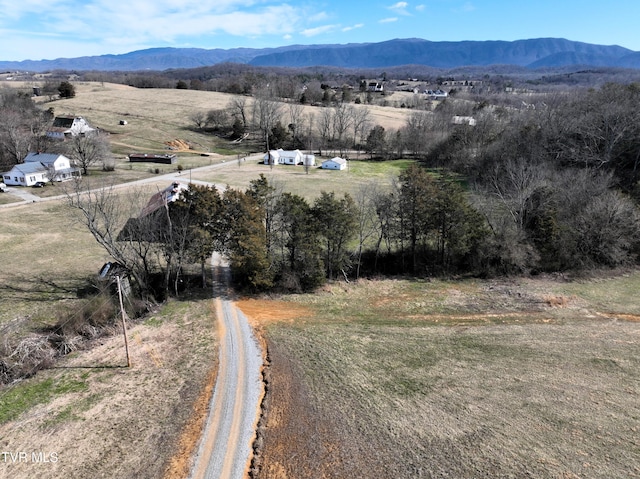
[1,0,639,62]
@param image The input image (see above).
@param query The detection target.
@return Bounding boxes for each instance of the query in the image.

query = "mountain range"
[2,38,639,72]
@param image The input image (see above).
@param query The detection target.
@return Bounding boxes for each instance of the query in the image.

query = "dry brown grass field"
[0,296,217,479]
[241,277,640,478]
[38,82,416,160]
[0,187,219,479]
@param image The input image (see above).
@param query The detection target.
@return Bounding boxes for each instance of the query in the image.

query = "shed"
[321,157,347,170]
[129,153,177,164]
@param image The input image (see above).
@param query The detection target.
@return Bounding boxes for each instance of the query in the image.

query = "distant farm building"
[367,82,384,92]
[118,182,189,242]
[263,149,315,166]
[452,116,477,126]
[46,116,95,140]
[321,157,347,170]
[129,153,177,165]
[425,89,448,100]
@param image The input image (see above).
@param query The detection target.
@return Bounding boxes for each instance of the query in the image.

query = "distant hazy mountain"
[1,38,638,72]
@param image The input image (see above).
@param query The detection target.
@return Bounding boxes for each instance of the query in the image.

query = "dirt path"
[189,255,264,479]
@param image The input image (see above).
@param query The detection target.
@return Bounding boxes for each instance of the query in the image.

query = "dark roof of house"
[52,117,75,128]
[138,182,188,218]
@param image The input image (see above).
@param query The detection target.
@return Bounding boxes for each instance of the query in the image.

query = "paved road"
[0,153,265,209]
[189,254,264,479]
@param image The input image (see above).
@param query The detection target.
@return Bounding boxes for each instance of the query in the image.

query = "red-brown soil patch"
[162,366,217,479]
[236,299,313,326]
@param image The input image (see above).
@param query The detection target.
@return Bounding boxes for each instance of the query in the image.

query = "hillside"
[1,38,638,72]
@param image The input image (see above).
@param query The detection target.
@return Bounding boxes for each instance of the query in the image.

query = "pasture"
[193,158,413,199]
[242,277,640,478]
[0,190,218,479]
[38,82,416,160]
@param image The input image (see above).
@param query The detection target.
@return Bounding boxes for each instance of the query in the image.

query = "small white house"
[263,149,315,166]
[46,116,95,140]
[321,157,347,170]
[2,162,49,186]
[23,152,81,182]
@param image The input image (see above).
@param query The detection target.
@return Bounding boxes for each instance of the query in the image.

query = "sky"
[1,0,640,62]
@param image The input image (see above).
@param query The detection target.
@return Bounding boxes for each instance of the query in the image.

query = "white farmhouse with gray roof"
[263,149,315,166]
[2,162,49,187]
[2,152,81,186]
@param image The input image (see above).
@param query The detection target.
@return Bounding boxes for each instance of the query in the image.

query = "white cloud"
[300,24,339,37]
[415,4,426,12]
[0,0,323,59]
[389,1,410,15]
[379,17,399,24]
[342,23,364,32]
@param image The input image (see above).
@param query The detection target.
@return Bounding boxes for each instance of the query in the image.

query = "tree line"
[67,168,490,297]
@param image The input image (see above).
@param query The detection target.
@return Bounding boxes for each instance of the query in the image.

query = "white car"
[0,182,6,192]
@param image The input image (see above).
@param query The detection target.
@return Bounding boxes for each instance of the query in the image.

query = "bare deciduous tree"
[190,110,207,130]
[252,89,283,151]
[65,131,112,175]
[65,181,161,298]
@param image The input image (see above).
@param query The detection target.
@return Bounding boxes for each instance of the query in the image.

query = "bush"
[52,293,118,338]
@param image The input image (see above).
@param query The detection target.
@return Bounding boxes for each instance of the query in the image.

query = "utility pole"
[115,275,131,368]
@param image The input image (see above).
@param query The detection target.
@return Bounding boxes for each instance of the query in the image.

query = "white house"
[46,116,95,140]
[2,162,49,186]
[321,157,347,170]
[263,149,315,166]
[23,152,81,182]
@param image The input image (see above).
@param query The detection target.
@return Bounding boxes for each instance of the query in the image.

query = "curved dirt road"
[189,255,264,479]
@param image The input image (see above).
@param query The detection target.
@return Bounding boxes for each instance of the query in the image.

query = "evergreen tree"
[312,191,358,279]
[58,81,76,98]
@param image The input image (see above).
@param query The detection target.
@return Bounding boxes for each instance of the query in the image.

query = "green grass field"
[194,158,413,199]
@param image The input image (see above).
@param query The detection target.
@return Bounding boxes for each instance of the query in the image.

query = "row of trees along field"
[67,169,487,297]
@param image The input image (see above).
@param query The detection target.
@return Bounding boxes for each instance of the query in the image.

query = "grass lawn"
[194,158,413,200]
[0,200,108,327]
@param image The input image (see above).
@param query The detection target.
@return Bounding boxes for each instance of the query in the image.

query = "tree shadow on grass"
[0,273,86,303]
